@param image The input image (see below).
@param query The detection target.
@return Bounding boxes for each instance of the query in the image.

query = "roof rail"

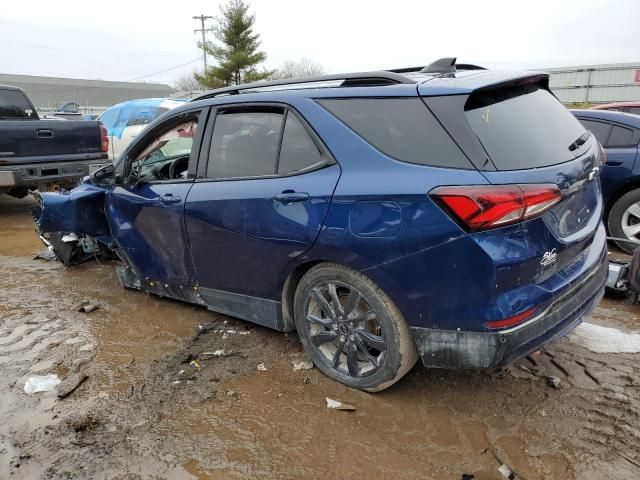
[192,71,415,101]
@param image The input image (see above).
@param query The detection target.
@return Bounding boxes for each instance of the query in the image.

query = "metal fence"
[546,62,640,104]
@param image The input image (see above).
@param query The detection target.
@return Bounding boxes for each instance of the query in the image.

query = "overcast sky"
[0,0,638,86]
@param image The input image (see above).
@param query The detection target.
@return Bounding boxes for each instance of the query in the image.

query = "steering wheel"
[168,156,189,180]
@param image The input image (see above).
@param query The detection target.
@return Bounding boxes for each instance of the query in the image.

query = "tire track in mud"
[512,335,640,478]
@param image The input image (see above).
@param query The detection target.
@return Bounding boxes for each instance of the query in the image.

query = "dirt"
[1,194,639,479]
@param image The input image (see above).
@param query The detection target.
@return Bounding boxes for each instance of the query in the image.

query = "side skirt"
[115,266,285,331]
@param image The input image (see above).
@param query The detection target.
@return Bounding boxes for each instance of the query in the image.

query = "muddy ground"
[1,195,639,480]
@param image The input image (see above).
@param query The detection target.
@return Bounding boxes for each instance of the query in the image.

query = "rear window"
[579,119,611,145]
[608,125,636,147]
[0,89,34,119]
[318,98,471,169]
[465,85,587,170]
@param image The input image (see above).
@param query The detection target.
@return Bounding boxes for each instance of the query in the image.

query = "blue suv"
[34,59,607,391]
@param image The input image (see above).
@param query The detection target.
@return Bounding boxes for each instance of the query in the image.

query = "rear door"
[106,108,205,286]
[185,104,339,319]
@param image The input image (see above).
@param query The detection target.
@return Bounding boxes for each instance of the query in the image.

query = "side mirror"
[90,163,116,187]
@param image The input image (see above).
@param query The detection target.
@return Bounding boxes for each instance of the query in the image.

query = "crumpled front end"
[32,183,114,266]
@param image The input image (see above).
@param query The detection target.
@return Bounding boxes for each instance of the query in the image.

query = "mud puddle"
[2,196,640,479]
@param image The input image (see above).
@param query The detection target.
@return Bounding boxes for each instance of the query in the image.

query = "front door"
[185,106,340,325]
[106,109,204,288]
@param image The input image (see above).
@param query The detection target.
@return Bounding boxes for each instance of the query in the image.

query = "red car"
[591,101,640,115]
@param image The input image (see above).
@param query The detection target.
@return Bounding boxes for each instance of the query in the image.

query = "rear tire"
[608,190,640,253]
[293,263,418,392]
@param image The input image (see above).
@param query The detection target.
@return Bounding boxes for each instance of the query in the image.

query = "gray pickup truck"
[0,85,108,197]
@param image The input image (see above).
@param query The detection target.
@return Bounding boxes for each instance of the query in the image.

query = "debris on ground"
[326,397,355,411]
[257,363,267,371]
[498,463,516,479]
[202,349,237,357]
[57,373,88,399]
[226,390,237,398]
[24,374,61,394]
[482,447,527,480]
[292,359,314,371]
[547,375,561,389]
[70,414,101,433]
[33,249,56,261]
[192,321,223,342]
[461,475,475,480]
[189,360,202,369]
[75,301,100,313]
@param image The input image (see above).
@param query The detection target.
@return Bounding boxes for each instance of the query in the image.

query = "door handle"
[274,191,309,204]
[160,194,182,204]
[37,129,54,137]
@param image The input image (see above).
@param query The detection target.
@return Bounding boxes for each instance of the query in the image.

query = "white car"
[97,98,186,160]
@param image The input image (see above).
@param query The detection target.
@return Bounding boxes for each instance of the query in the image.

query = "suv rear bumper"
[0,160,108,189]
[410,246,607,369]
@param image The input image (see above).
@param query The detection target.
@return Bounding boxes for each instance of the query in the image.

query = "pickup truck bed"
[0,85,108,197]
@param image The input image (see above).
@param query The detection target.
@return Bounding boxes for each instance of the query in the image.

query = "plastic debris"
[202,349,238,357]
[24,374,61,394]
[257,363,267,371]
[226,390,237,397]
[547,376,561,389]
[292,360,314,371]
[498,464,516,479]
[326,397,355,411]
[75,301,100,313]
[189,360,201,369]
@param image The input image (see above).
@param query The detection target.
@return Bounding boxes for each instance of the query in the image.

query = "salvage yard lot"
[1,195,639,479]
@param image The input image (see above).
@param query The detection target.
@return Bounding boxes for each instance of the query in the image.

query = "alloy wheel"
[304,281,387,378]
[621,202,640,242]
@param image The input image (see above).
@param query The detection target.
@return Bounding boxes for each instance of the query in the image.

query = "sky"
[0,0,638,86]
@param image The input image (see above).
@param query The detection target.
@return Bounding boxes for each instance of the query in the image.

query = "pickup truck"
[0,85,109,197]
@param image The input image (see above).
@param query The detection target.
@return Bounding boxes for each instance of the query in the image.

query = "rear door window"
[579,119,612,145]
[465,86,587,170]
[318,98,472,169]
[0,89,34,119]
[207,109,284,179]
[278,113,323,175]
[607,125,636,147]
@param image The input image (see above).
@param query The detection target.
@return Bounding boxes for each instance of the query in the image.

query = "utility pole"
[193,15,213,74]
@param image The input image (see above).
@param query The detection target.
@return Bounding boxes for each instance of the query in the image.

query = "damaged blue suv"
[34,58,607,391]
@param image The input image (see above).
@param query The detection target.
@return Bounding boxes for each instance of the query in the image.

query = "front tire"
[608,190,640,253]
[293,263,418,392]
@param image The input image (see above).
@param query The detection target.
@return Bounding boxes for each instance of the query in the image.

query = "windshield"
[465,85,589,170]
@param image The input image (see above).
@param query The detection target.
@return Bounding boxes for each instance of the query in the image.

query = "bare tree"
[173,72,204,93]
[271,58,326,80]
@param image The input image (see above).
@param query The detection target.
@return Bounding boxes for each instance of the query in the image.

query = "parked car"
[572,109,640,252]
[0,85,109,198]
[33,59,607,391]
[590,101,640,115]
[97,98,186,160]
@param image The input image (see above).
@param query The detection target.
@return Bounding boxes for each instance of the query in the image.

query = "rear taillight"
[100,124,109,153]
[431,184,561,231]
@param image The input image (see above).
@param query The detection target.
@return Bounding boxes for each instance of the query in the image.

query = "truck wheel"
[608,190,640,253]
[294,263,418,392]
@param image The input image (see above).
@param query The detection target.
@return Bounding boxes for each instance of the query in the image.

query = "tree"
[271,58,326,80]
[173,72,204,93]
[195,0,270,88]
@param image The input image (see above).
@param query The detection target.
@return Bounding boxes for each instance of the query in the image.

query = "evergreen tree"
[195,0,270,88]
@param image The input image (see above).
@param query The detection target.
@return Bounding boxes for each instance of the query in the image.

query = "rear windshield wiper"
[568,132,591,151]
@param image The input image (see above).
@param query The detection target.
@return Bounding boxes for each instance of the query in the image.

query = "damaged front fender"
[32,183,112,239]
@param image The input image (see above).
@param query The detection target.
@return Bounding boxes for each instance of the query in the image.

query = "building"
[0,73,175,115]
[546,62,640,104]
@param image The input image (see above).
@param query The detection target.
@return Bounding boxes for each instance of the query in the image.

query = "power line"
[0,43,195,59]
